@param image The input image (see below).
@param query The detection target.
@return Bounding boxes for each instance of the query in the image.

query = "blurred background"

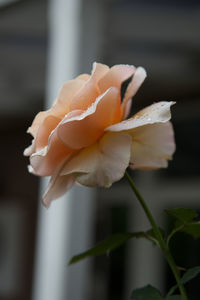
[0,0,200,299]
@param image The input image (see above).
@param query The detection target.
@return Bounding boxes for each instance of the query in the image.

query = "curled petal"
[70,62,109,111]
[27,110,51,138]
[58,88,120,149]
[106,101,175,132]
[42,161,75,208]
[129,122,176,170]
[26,102,60,138]
[34,115,61,151]
[30,130,74,176]
[25,115,63,159]
[24,139,35,156]
[98,64,136,94]
[61,132,132,187]
[57,78,87,111]
[90,62,109,81]
[122,67,147,118]
[75,73,90,81]
[27,78,86,138]
[27,164,35,174]
[27,103,62,138]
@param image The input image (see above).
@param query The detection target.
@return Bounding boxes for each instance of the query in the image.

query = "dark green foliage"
[131,284,163,300]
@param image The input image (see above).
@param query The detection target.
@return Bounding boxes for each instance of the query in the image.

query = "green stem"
[125,171,188,300]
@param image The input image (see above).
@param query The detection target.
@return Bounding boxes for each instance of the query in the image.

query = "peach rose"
[24,62,175,207]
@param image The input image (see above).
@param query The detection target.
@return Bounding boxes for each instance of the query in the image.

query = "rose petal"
[27,78,86,138]
[42,161,75,208]
[106,101,175,132]
[58,87,120,149]
[25,115,63,160]
[60,132,132,187]
[27,111,50,138]
[27,103,61,138]
[122,67,147,118]
[70,62,109,111]
[98,64,136,94]
[34,115,61,151]
[27,104,62,138]
[129,122,175,170]
[75,73,90,81]
[57,78,87,111]
[27,164,35,174]
[24,139,35,156]
[30,130,74,176]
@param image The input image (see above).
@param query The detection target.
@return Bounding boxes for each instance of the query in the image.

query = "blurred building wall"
[0,1,200,300]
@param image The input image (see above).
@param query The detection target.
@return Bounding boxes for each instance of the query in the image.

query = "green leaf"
[69,230,159,265]
[166,296,183,300]
[166,284,178,297]
[166,266,200,297]
[181,222,200,239]
[120,75,133,102]
[165,208,197,223]
[69,233,132,264]
[131,285,163,299]
[165,208,200,242]
[180,266,200,285]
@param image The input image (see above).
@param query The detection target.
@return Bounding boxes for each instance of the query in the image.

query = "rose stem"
[125,171,188,300]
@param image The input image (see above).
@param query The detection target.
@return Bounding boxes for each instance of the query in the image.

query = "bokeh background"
[0,0,200,299]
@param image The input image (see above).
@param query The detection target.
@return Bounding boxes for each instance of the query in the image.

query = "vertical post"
[32,0,95,299]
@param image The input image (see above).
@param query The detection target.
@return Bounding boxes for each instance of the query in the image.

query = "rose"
[24,62,175,207]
